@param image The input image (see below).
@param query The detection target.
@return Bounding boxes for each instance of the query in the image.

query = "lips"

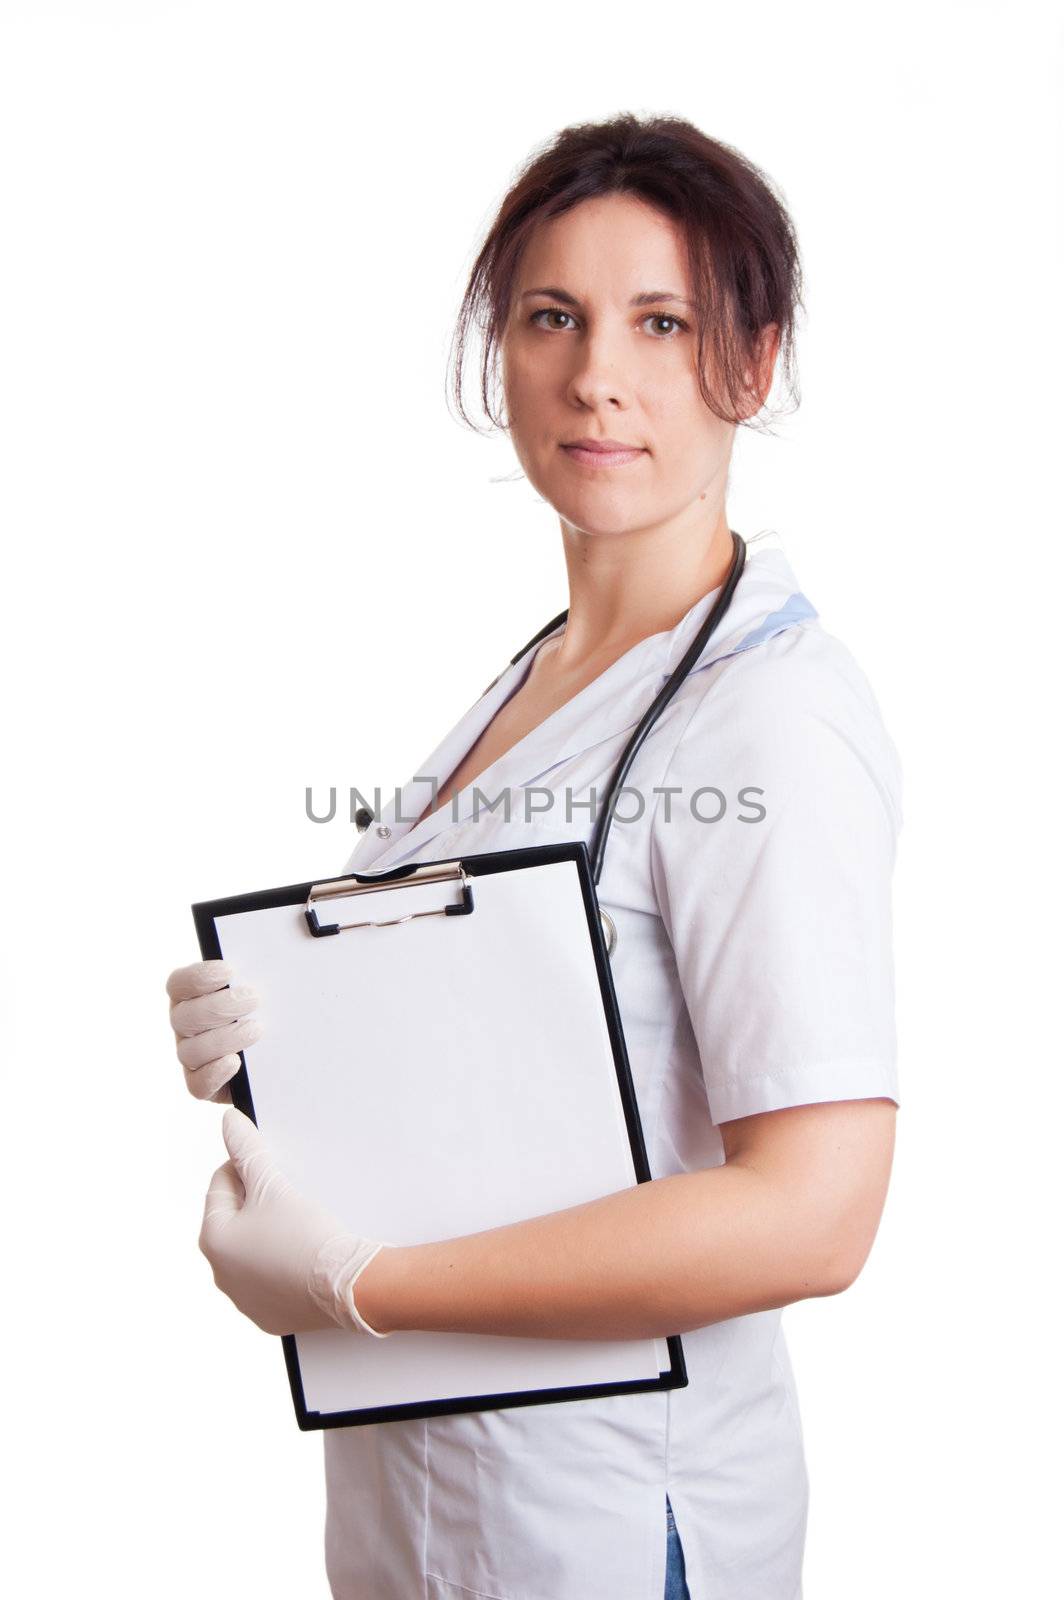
[563,438,643,453]
[561,440,646,468]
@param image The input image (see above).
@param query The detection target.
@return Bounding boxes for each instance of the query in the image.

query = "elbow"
[797,1250,854,1300]
[784,1236,860,1302]
[816,1229,878,1297]
[818,1256,862,1298]
[810,1187,893,1298]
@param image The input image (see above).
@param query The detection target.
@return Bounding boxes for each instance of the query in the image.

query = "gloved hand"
[199,1106,396,1338]
[167,960,262,1104]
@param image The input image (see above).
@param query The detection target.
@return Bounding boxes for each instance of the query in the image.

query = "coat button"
[376,824,392,838]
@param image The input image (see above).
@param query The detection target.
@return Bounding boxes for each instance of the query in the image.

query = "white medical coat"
[323,533,903,1600]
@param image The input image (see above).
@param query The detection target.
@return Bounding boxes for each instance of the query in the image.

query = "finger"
[222,1105,264,1163]
[222,1105,286,1200]
[184,1054,241,1103]
[166,960,236,1004]
[176,1015,263,1073]
[204,1157,244,1211]
[170,984,261,1039]
[199,1160,244,1253]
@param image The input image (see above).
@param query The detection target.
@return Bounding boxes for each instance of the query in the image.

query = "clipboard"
[193,839,687,1432]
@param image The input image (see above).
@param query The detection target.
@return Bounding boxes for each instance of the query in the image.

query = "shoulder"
[653,616,903,837]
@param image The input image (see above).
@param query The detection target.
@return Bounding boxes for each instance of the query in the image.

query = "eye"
[528,308,689,338]
[529,307,577,331]
[644,313,689,338]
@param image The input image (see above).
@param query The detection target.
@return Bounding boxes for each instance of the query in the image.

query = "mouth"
[560,441,647,469]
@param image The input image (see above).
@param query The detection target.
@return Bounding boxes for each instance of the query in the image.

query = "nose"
[565,324,632,412]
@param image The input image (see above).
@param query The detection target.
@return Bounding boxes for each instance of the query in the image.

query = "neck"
[549,498,735,676]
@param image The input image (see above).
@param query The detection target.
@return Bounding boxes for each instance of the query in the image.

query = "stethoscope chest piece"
[599,906,617,959]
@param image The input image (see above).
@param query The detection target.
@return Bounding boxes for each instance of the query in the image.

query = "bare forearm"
[354,1164,843,1340]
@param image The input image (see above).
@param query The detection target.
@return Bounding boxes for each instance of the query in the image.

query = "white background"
[2,2,1060,1594]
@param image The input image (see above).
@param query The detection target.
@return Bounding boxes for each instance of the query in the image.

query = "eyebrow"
[519,286,693,308]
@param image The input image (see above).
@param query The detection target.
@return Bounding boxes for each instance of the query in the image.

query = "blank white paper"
[215,857,668,1417]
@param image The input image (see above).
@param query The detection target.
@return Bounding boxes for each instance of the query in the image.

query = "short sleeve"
[649,628,902,1123]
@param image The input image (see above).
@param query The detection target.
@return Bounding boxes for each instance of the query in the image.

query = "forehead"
[516,194,691,297]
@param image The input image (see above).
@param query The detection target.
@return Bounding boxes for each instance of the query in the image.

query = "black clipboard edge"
[192,841,688,1430]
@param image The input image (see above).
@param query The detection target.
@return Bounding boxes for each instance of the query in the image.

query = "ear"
[741,323,780,417]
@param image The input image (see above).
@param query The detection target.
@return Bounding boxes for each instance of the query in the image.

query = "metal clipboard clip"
[304,861,475,938]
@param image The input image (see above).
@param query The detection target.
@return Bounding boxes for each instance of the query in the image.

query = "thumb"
[199,1158,243,1257]
[221,1106,288,1203]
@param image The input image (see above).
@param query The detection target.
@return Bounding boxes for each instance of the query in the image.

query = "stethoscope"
[352,531,746,958]
[504,530,747,956]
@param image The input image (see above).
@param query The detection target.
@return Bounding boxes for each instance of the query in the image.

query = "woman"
[168,113,901,1600]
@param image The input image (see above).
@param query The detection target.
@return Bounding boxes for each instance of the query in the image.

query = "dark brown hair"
[448,112,804,436]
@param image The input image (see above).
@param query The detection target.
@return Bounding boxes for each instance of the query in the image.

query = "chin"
[555,501,654,539]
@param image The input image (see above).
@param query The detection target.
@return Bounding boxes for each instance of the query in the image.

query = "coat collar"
[345,534,816,874]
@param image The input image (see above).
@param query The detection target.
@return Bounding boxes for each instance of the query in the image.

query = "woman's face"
[500,192,762,539]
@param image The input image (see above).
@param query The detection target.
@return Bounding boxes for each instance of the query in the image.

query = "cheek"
[652,364,724,440]
[500,342,528,410]
[651,394,709,449]
[502,348,557,438]
[502,339,548,395]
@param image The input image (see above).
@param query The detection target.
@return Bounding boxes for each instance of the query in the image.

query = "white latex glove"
[167,960,262,1104]
[199,1106,395,1338]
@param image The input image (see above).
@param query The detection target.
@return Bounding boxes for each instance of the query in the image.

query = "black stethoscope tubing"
[507,530,747,952]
